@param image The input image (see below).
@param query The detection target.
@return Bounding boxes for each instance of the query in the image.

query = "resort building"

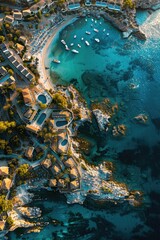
[26,124,39,133]
[49,179,57,187]
[24,108,37,122]
[4,15,14,24]
[64,158,75,168]
[25,146,34,159]
[41,159,52,169]
[22,88,35,106]
[70,167,79,180]
[1,178,12,190]
[13,11,23,20]
[0,221,5,231]
[51,164,61,175]
[22,9,31,17]
[58,179,66,188]
[70,180,80,190]
[0,167,9,176]
[16,43,25,53]
[19,36,27,45]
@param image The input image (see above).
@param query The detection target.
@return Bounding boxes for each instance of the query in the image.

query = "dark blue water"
[8,10,160,240]
[37,113,46,125]
[56,120,68,127]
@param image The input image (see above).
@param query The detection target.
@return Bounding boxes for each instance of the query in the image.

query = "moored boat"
[95,38,100,43]
[78,44,81,48]
[65,45,70,51]
[81,37,84,41]
[94,28,99,33]
[53,59,60,64]
[85,40,90,46]
[74,35,77,39]
[86,31,91,35]
[61,39,66,45]
[70,43,74,46]
[72,49,79,54]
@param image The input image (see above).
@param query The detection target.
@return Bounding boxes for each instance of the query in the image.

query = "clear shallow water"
[9,10,160,240]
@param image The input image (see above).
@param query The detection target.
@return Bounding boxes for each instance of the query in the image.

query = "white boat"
[107,33,109,36]
[78,44,81,48]
[85,40,90,46]
[65,45,70,51]
[85,19,87,22]
[95,38,100,43]
[70,43,74,46]
[86,31,91,35]
[103,29,106,32]
[61,39,66,45]
[100,22,102,25]
[74,35,77,39]
[91,24,93,27]
[91,18,94,22]
[81,38,84,41]
[53,59,60,64]
[94,28,99,33]
[95,20,97,23]
[72,49,79,54]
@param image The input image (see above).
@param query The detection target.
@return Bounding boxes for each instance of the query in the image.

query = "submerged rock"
[112,124,127,137]
[134,114,148,124]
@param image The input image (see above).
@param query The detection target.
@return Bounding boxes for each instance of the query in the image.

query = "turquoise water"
[38,94,47,104]
[9,10,160,240]
[61,139,68,146]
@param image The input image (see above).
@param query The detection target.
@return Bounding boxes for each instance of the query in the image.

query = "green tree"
[0,35,5,43]
[0,195,12,214]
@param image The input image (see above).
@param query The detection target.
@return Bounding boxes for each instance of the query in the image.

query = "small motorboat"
[70,43,74,46]
[78,44,81,48]
[81,37,84,41]
[74,35,77,39]
[53,59,60,64]
[94,28,99,33]
[91,24,93,27]
[95,20,97,23]
[72,49,79,54]
[65,45,70,51]
[103,29,106,32]
[91,18,94,22]
[107,33,109,36]
[61,39,66,45]
[95,38,100,43]
[85,40,90,46]
[86,31,91,35]
[100,22,102,25]
[85,19,87,22]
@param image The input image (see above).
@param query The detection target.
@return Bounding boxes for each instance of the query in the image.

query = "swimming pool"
[56,120,68,127]
[37,113,46,125]
[68,3,80,10]
[96,1,107,7]
[61,139,68,146]
[38,94,47,104]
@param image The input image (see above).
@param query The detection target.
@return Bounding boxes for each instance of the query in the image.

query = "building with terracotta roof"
[64,158,75,168]
[19,36,27,45]
[58,179,66,188]
[1,178,12,190]
[51,164,61,175]
[70,168,78,180]
[49,179,57,187]
[41,159,52,169]
[26,124,39,133]
[0,166,9,176]
[22,88,35,106]
[70,180,80,190]
[0,221,5,231]
[25,146,34,159]
[16,43,25,53]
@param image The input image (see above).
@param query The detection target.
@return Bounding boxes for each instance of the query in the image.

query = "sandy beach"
[37,15,78,90]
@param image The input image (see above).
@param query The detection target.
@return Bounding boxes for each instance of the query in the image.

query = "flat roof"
[27,73,33,80]
[22,69,28,76]
[17,65,23,71]
[13,60,19,67]
[9,56,15,62]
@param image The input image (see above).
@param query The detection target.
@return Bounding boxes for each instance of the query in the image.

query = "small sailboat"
[72,49,79,54]
[94,28,99,33]
[53,59,60,64]
[78,44,81,48]
[95,38,100,43]
[85,40,90,46]
[86,31,91,35]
